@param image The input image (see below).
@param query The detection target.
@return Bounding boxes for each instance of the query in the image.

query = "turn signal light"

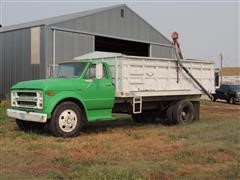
[47,92,55,96]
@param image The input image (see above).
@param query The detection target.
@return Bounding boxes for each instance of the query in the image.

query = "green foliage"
[0,102,10,122]
[46,170,66,180]
[71,165,143,180]
[52,156,73,167]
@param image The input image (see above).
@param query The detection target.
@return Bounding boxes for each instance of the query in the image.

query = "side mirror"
[96,63,103,79]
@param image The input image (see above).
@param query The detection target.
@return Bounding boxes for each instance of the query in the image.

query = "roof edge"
[0,4,126,33]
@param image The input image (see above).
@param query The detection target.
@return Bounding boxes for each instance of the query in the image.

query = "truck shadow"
[82,118,168,134]
[14,117,168,137]
[83,118,136,134]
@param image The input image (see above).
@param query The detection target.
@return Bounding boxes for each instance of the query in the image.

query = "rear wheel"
[16,119,45,132]
[172,100,195,125]
[48,101,84,137]
[166,103,176,125]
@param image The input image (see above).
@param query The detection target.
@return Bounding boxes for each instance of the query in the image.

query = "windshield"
[229,85,240,92]
[52,62,87,78]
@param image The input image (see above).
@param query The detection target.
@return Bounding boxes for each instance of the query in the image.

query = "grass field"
[0,101,239,179]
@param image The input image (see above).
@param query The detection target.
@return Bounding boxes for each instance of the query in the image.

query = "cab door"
[81,63,115,110]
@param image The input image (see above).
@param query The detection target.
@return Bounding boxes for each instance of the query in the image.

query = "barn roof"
[0,4,125,32]
[0,3,168,43]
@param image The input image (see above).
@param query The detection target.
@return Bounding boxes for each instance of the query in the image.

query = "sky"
[0,0,239,67]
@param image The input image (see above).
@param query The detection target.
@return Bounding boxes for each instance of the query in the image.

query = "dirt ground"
[201,100,240,120]
[0,100,239,179]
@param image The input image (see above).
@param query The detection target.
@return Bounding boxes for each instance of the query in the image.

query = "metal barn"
[0,4,174,100]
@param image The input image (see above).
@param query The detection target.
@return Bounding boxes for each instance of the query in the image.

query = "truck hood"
[12,78,81,91]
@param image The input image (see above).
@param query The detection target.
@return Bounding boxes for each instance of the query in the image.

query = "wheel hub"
[58,109,78,132]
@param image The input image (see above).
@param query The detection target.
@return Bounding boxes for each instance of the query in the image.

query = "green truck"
[7,52,215,137]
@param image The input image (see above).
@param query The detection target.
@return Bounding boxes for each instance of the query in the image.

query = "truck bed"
[75,52,215,98]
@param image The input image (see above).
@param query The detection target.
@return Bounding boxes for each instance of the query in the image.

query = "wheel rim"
[181,107,191,122]
[58,109,78,132]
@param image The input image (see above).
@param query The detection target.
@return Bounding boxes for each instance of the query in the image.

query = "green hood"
[12,78,82,91]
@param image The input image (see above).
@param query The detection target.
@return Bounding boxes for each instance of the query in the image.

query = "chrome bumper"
[7,109,47,123]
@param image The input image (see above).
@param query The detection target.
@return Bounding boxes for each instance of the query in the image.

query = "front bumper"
[7,109,47,123]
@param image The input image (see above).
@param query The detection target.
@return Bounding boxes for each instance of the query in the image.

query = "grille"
[12,91,43,109]
[17,92,37,98]
[17,101,37,107]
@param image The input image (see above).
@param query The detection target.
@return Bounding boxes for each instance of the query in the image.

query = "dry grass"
[0,101,239,179]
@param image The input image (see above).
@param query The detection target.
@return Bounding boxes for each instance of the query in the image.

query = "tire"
[16,119,45,132]
[229,97,235,104]
[166,103,176,125]
[172,100,195,125]
[48,101,84,137]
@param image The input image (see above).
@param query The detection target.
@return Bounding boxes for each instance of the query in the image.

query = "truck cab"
[213,84,240,104]
[7,61,115,137]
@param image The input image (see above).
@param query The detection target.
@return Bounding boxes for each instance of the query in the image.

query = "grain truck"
[7,52,215,137]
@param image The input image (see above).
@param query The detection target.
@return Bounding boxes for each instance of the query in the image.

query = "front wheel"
[228,97,235,104]
[48,101,84,137]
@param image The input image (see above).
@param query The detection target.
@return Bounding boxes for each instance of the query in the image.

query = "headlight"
[11,91,17,107]
[37,91,43,109]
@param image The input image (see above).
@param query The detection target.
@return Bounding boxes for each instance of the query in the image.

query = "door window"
[84,64,96,79]
[102,65,108,79]
[84,63,108,79]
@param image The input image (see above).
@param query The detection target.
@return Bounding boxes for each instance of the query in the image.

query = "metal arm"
[172,32,214,100]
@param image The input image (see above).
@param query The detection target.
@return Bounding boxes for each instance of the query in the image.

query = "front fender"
[44,91,88,119]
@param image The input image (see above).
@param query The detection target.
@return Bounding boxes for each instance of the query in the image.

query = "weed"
[52,156,73,167]
[206,155,217,164]
[169,134,189,140]
[72,165,143,180]
[0,129,6,136]
[174,151,195,161]
[125,130,143,140]
[46,170,66,180]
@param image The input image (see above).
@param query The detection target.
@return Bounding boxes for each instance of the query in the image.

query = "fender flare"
[44,92,88,120]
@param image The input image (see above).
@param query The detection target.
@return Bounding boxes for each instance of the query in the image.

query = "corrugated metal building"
[0,4,174,99]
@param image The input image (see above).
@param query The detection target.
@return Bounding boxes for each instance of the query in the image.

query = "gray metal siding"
[150,44,174,58]
[0,27,45,99]
[55,30,94,63]
[0,33,3,98]
[52,6,171,47]
[44,26,94,76]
